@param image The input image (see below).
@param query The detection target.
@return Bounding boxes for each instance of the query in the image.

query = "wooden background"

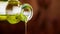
[0,0,60,34]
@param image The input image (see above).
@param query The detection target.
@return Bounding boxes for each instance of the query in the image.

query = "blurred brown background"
[0,0,60,34]
[26,0,60,34]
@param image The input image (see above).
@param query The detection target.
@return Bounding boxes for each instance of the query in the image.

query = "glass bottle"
[0,0,33,24]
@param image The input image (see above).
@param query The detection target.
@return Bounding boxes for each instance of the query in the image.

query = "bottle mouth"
[21,4,33,22]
